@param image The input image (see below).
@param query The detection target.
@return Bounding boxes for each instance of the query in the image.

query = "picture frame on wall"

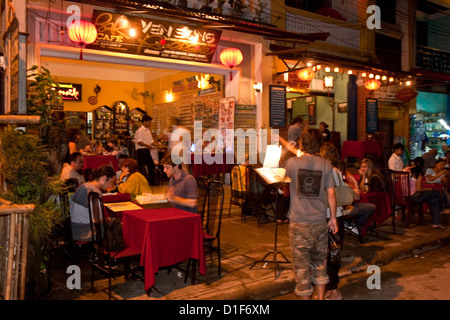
[307,103,316,125]
[338,102,348,113]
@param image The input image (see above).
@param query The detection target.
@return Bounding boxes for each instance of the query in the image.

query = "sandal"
[433,225,445,230]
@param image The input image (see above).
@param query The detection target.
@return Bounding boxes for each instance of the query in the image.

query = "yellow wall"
[53,76,147,112]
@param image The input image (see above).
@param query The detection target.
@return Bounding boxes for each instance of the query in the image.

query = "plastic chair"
[87,192,141,299]
[203,180,224,276]
[229,165,248,219]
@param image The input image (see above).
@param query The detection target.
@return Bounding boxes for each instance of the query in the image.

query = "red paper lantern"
[219,47,243,81]
[364,79,381,90]
[297,68,315,81]
[68,20,97,60]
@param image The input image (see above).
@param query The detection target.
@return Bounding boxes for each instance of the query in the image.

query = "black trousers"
[136,148,155,185]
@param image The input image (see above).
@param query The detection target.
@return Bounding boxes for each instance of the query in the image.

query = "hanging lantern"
[297,68,315,81]
[364,79,381,90]
[68,20,97,60]
[219,47,243,81]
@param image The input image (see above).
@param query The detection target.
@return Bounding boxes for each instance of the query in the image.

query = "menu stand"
[250,183,290,279]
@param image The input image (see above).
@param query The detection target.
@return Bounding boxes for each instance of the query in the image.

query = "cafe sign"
[86,10,222,63]
[58,83,82,101]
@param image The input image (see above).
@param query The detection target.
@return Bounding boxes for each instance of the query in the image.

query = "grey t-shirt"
[169,170,198,213]
[285,154,335,224]
[287,124,303,143]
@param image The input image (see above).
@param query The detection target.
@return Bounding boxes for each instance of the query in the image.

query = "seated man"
[60,151,86,187]
[161,155,197,213]
[70,165,116,241]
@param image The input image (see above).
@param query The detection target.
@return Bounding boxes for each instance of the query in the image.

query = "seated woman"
[425,158,448,185]
[117,158,152,199]
[358,158,385,192]
[408,157,448,229]
[70,165,116,241]
[106,136,127,158]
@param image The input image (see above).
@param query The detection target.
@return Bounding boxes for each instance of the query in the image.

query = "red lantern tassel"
[80,48,83,60]
[230,71,232,81]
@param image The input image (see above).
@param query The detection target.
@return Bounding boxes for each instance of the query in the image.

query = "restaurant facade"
[4,0,447,164]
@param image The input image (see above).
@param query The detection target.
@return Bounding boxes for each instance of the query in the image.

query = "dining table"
[190,152,235,177]
[341,141,381,161]
[117,207,206,293]
[358,191,392,236]
[83,154,119,171]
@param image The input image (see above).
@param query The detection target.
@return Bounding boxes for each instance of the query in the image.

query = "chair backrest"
[64,178,79,193]
[393,170,412,200]
[196,176,210,224]
[87,191,105,244]
[381,168,395,203]
[204,180,224,239]
[230,165,246,199]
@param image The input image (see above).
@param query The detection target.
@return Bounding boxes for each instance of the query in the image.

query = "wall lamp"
[253,82,262,93]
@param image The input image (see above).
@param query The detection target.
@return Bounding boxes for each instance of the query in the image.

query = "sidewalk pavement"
[44,185,450,300]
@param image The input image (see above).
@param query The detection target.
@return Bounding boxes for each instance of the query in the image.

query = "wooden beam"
[0,116,40,125]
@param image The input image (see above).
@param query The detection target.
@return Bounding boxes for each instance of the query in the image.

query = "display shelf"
[93,105,113,141]
[130,107,147,137]
[112,101,130,137]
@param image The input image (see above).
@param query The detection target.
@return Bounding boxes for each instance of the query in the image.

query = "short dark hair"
[107,135,119,146]
[393,143,404,151]
[292,116,303,125]
[68,151,82,164]
[161,155,182,169]
[91,165,116,180]
[142,115,152,122]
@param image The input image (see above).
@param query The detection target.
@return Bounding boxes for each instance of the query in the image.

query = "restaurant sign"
[58,83,82,101]
[86,10,222,63]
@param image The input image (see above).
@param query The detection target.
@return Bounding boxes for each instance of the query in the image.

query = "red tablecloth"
[121,208,206,291]
[190,153,235,177]
[358,191,391,235]
[83,155,118,171]
[102,193,131,203]
[341,141,381,161]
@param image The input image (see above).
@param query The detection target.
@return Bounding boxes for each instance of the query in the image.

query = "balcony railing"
[286,12,360,50]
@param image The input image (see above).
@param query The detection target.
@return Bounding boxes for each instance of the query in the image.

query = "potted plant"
[200,0,214,13]
[232,0,247,17]
[254,0,267,22]
[0,126,66,299]
[0,65,69,299]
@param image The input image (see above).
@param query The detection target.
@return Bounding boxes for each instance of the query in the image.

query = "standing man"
[388,143,405,171]
[135,115,164,185]
[284,128,338,300]
[287,116,305,146]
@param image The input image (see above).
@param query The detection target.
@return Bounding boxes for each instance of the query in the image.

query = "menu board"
[269,85,286,127]
[87,10,221,63]
[366,98,378,133]
[234,104,256,130]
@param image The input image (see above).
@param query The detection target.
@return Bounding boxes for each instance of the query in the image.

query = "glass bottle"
[364,177,370,193]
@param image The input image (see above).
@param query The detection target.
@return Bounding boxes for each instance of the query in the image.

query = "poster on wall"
[219,97,235,152]
[366,98,378,133]
[269,85,286,127]
[87,10,221,63]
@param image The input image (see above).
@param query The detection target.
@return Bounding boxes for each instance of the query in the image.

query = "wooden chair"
[87,192,141,299]
[203,180,225,276]
[229,165,248,219]
[196,176,210,226]
[392,171,424,228]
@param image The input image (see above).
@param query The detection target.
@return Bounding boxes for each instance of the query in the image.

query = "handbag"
[326,169,354,207]
[328,231,341,267]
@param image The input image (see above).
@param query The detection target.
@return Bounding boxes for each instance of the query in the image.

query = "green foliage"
[0,126,66,242]
[26,65,63,140]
